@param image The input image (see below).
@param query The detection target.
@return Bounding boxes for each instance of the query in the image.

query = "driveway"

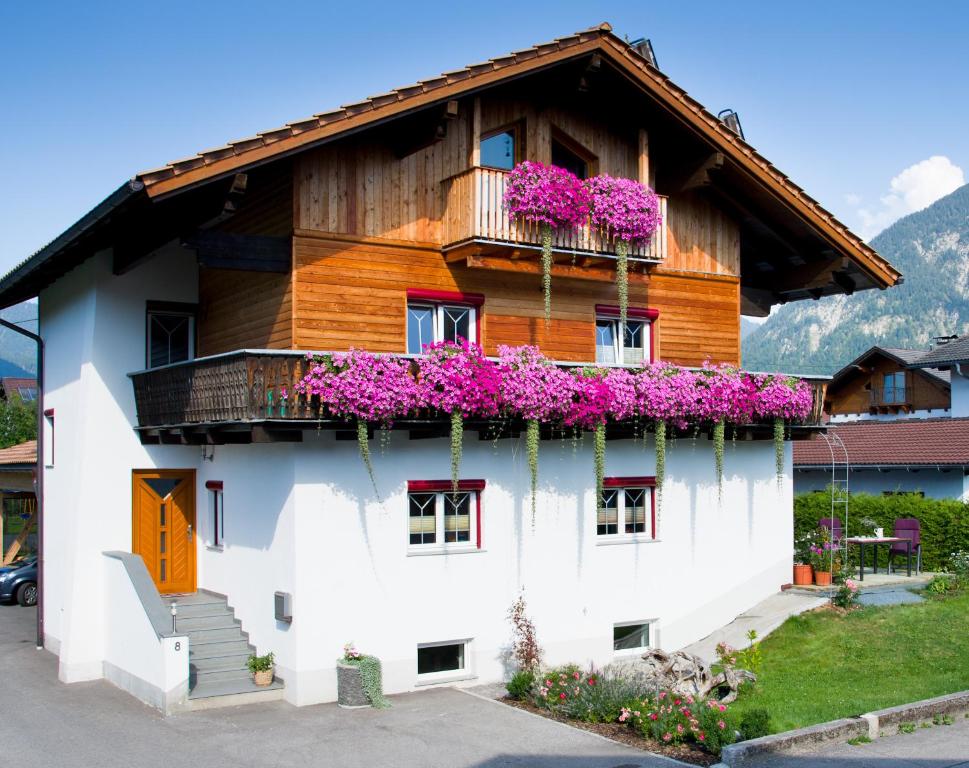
[0,605,679,768]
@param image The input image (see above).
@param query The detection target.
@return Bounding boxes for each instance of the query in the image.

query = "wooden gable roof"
[0,23,900,308]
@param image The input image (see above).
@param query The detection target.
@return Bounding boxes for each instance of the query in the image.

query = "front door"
[132,470,196,594]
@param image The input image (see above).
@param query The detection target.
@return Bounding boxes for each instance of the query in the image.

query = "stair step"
[184,626,249,643]
[177,614,241,632]
[188,677,285,708]
[192,667,255,684]
[189,639,253,659]
[191,652,252,673]
[174,602,231,619]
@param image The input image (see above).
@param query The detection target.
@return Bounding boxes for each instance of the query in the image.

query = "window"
[405,290,484,354]
[597,478,655,541]
[594,307,657,365]
[146,301,196,369]
[614,622,651,654]
[17,387,36,402]
[480,126,520,171]
[206,481,224,547]
[882,372,906,403]
[407,480,484,551]
[43,409,54,468]
[417,640,468,677]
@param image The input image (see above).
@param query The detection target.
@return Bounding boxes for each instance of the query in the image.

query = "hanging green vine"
[654,419,666,508]
[357,419,378,496]
[450,410,463,492]
[774,417,785,485]
[540,223,553,325]
[713,418,725,498]
[526,418,540,527]
[352,655,390,709]
[594,423,606,502]
[616,239,629,331]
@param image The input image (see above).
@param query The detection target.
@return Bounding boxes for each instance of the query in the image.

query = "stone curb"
[719,689,969,766]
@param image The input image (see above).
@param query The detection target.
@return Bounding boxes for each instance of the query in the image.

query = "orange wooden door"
[132,470,196,594]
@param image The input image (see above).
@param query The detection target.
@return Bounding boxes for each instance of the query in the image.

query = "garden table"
[845,536,912,581]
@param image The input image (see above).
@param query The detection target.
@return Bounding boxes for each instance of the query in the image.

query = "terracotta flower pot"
[793,563,813,586]
[253,668,274,687]
[814,570,832,587]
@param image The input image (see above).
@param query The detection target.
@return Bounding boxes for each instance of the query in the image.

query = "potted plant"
[793,531,816,585]
[337,642,390,709]
[809,531,840,586]
[247,651,275,686]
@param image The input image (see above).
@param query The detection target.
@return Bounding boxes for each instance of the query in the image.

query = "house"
[0,439,37,562]
[0,24,899,712]
[823,346,951,422]
[795,338,969,499]
[0,377,38,403]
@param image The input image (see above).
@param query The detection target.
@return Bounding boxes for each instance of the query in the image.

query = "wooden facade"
[195,86,743,368]
[825,350,951,417]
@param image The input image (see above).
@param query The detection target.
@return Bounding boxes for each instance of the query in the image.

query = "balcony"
[442,167,668,266]
[869,387,911,410]
[129,350,826,444]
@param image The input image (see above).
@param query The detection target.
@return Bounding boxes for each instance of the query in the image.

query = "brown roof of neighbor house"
[911,335,969,367]
[0,22,901,308]
[793,418,969,467]
[0,440,36,467]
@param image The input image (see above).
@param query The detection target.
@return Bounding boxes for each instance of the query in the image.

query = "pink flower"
[719,704,727,713]
[662,732,672,742]
[559,692,566,700]
[504,161,591,229]
[718,720,726,730]
[573,671,581,680]
[698,733,706,742]
[586,174,662,245]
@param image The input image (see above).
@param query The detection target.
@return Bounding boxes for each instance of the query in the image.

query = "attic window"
[551,131,596,180]
[481,125,521,171]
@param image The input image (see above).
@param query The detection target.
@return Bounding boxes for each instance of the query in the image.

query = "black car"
[0,557,37,606]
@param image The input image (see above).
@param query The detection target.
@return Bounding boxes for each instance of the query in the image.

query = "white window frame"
[209,488,224,549]
[613,621,655,657]
[407,489,479,554]
[406,302,477,354]
[416,638,474,684]
[596,486,654,543]
[595,315,650,365]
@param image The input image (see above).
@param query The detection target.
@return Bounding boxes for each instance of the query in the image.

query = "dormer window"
[406,290,484,354]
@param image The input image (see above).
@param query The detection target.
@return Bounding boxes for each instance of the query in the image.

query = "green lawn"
[729,590,969,733]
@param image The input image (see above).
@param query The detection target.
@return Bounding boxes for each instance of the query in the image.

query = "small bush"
[506,669,534,700]
[634,694,736,756]
[927,574,961,596]
[832,579,860,609]
[739,708,773,741]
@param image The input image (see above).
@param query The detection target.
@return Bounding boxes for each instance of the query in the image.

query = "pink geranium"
[586,174,662,244]
[503,161,591,228]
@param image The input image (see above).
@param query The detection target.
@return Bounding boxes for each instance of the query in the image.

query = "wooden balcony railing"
[443,167,668,262]
[869,387,910,407]
[130,351,828,435]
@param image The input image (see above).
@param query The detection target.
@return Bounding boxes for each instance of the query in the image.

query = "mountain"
[742,183,969,375]
[0,301,39,375]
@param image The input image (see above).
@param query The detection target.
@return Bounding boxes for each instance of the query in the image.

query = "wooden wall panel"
[649,271,740,367]
[218,163,293,237]
[664,193,740,276]
[827,357,950,416]
[293,233,739,366]
[198,268,293,356]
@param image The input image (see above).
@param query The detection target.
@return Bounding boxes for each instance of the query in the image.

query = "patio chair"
[818,517,844,542]
[888,518,921,575]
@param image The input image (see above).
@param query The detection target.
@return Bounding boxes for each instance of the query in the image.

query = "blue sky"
[1,0,967,274]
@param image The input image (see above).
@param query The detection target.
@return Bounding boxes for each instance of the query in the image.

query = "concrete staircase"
[174,591,283,707]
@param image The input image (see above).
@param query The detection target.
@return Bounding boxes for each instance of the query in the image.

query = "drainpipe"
[0,318,44,649]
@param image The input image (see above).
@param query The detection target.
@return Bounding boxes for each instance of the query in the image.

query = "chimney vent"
[718,109,745,140]
[629,38,658,70]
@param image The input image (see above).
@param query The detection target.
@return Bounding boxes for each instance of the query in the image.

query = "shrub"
[634,693,736,756]
[832,579,860,609]
[949,550,969,579]
[795,491,969,572]
[532,665,585,709]
[506,669,534,700]
[927,573,961,596]
[739,708,773,741]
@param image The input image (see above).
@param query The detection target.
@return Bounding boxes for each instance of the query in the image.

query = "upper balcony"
[129,350,827,444]
[442,167,668,267]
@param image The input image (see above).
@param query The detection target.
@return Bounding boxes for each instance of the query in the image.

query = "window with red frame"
[597,477,656,539]
[406,290,484,353]
[407,480,484,550]
[595,306,658,365]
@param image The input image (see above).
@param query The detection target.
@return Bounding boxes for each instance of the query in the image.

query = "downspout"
[0,318,44,649]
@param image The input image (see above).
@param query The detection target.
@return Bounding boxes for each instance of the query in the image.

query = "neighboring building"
[0,439,37,560]
[0,24,899,712]
[824,347,951,422]
[794,418,969,500]
[910,335,969,418]
[0,377,37,403]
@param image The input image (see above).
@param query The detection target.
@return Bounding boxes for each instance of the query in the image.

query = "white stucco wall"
[39,245,794,707]
[829,408,951,423]
[952,372,969,418]
[795,468,968,500]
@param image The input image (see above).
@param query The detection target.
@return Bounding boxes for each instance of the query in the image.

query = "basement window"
[613,622,651,654]
[417,640,468,678]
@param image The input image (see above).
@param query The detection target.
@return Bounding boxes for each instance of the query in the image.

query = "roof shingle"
[793,418,969,467]
[912,336,969,367]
